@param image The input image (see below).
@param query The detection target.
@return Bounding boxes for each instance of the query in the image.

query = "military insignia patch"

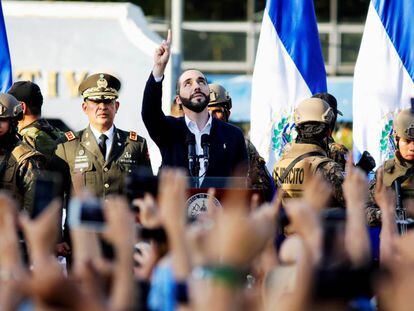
[97,74,108,89]
[65,131,76,141]
[129,131,137,141]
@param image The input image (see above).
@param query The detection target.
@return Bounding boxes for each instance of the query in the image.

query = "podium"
[186,177,262,221]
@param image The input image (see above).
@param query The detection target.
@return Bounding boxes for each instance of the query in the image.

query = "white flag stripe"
[251,10,312,171]
[353,2,414,165]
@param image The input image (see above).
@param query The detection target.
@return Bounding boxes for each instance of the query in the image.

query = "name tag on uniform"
[74,161,90,170]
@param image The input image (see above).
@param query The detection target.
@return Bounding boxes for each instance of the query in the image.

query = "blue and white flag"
[0,1,11,92]
[353,0,414,166]
[250,0,327,171]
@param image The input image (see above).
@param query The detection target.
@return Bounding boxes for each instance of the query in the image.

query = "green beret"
[78,73,121,101]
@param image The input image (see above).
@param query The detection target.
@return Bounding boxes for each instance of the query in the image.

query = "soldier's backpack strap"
[278,151,326,184]
[311,156,335,174]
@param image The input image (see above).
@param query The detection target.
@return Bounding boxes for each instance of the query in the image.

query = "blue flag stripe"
[0,1,12,92]
[266,0,327,94]
[373,0,414,82]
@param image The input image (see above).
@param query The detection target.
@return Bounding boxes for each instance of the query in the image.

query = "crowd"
[0,30,414,311]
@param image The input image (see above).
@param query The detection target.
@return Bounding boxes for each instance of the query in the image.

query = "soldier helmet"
[0,93,23,120]
[394,108,414,140]
[294,98,335,126]
[208,83,232,110]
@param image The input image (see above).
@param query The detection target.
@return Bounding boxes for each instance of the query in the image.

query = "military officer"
[0,93,45,213]
[8,81,66,163]
[207,83,275,201]
[273,98,345,207]
[55,73,152,198]
[367,107,414,226]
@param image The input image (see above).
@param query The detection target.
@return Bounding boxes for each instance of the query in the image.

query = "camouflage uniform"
[367,154,414,226]
[19,118,66,162]
[0,93,45,213]
[326,136,348,171]
[245,138,275,201]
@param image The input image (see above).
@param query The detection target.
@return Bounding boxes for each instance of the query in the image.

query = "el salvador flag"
[353,0,414,167]
[250,0,327,172]
[0,0,12,92]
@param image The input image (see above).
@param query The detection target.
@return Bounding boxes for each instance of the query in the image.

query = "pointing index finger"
[166,29,172,45]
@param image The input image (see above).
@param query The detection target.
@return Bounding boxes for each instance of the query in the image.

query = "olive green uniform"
[0,140,45,213]
[367,154,414,226]
[245,138,274,201]
[19,118,66,161]
[273,143,345,207]
[55,126,151,198]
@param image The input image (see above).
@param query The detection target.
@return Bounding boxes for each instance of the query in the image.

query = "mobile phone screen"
[32,173,62,219]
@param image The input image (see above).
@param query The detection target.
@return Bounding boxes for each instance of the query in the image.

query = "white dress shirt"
[90,125,115,161]
[185,114,212,184]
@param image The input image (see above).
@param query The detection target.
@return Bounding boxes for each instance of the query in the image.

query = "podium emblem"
[187,193,221,220]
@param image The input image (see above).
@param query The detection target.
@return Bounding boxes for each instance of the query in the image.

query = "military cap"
[7,81,43,109]
[78,73,121,101]
[0,93,23,120]
[294,98,334,125]
[208,83,232,110]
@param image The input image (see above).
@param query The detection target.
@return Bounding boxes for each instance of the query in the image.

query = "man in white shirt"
[142,31,248,186]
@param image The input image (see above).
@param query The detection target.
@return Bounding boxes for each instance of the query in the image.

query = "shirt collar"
[184,113,213,133]
[89,124,115,141]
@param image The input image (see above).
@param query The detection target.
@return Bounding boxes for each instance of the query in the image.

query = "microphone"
[201,134,210,171]
[186,133,197,176]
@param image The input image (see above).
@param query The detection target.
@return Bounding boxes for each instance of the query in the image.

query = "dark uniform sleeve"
[318,161,345,208]
[16,156,45,214]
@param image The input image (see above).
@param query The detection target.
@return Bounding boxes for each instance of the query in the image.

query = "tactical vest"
[383,157,414,198]
[0,141,41,206]
[273,143,331,198]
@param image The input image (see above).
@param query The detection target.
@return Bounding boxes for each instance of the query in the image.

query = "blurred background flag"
[0,1,11,92]
[353,0,414,166]
[250,0,327,171]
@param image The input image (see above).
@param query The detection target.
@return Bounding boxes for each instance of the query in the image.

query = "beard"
[179,92,209,113]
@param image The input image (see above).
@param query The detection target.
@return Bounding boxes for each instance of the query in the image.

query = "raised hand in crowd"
[153,29,172,78]
[343,154,371,266]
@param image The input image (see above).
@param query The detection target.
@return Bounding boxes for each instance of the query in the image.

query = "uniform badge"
[78,149,85,156]
[97,74,108,89]
[124,152,131,159]
[186,193,221,220]
[129,131,138,141]
[65,131,76,141]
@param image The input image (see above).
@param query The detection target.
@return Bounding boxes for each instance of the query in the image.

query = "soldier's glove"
[355,151,376,174]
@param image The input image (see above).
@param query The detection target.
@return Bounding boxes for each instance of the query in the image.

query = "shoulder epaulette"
[65,131,76,141]
[383,159,395,173]
[129,131,138,141]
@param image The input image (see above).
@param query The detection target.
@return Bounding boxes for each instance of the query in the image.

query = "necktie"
[99,134,108,159]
